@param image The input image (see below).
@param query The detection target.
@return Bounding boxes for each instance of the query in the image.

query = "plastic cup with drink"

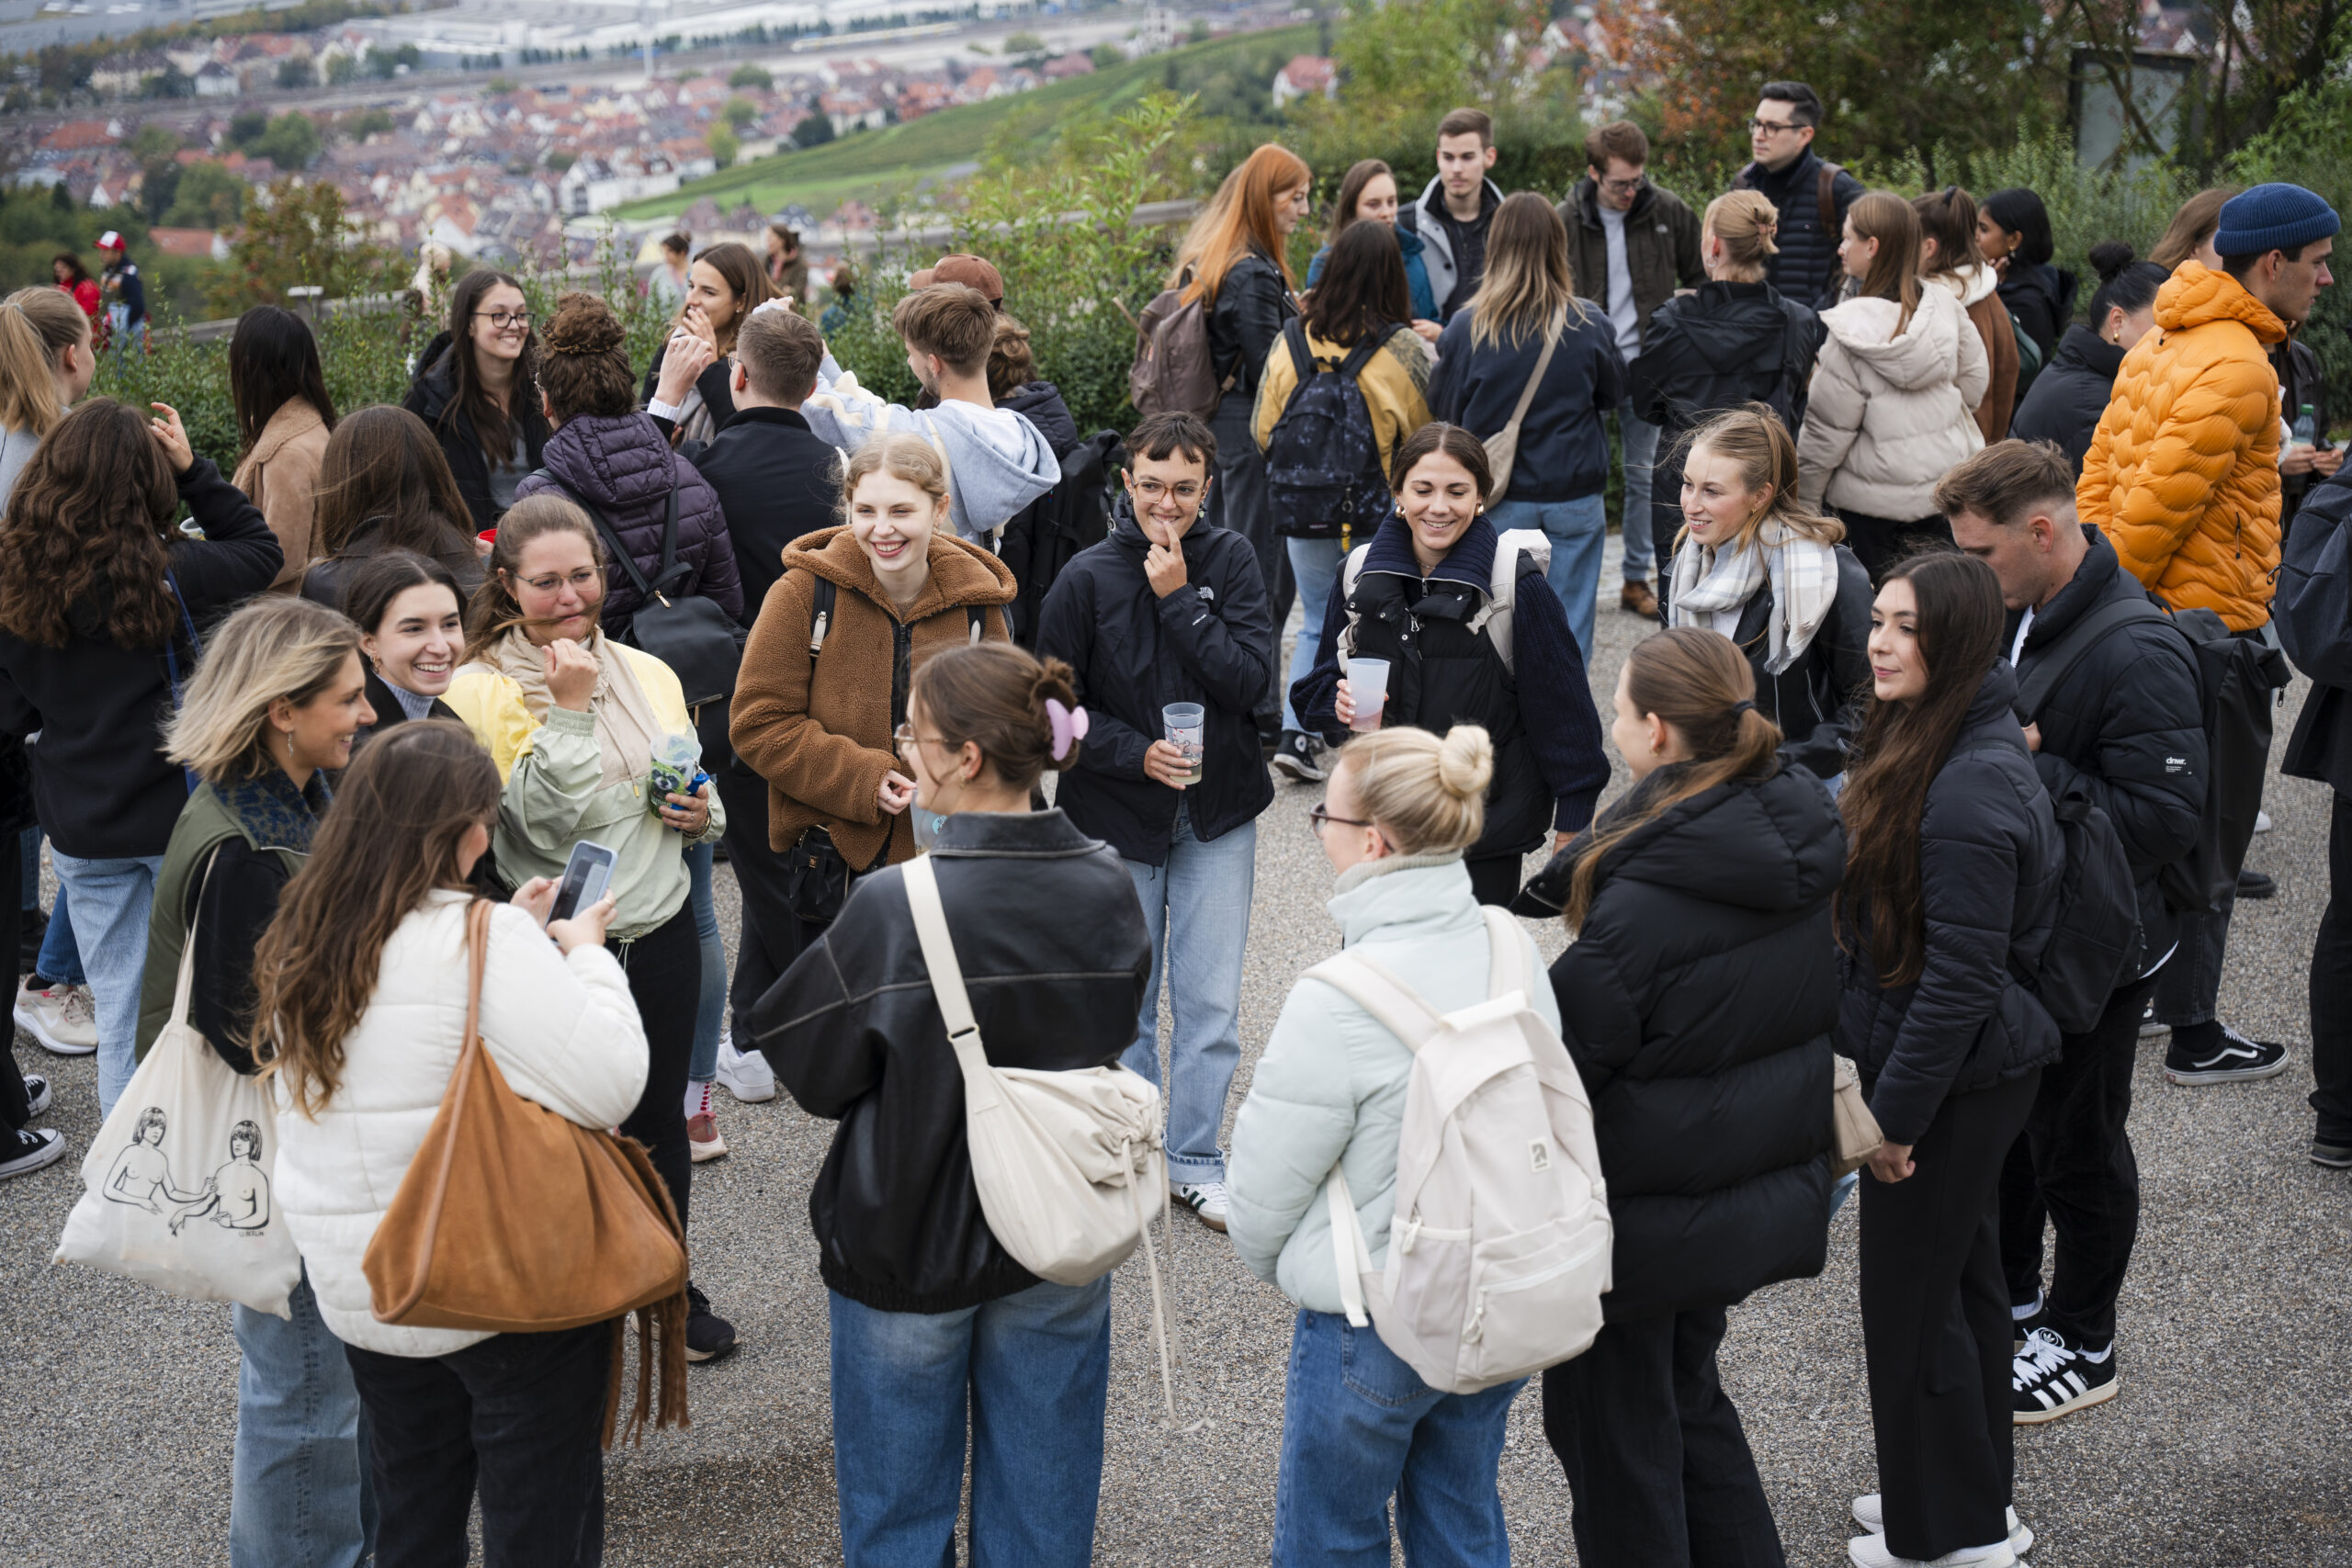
[1161,703,1205,786]
[1345,659,1390,733]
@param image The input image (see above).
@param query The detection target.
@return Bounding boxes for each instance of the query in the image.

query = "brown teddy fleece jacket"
[730,525,1014,869]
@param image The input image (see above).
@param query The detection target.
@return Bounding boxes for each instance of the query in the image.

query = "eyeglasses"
[892,722,947,754]
[519,568,600,594]
[1747,118,1801,135]
[1307,802,1376,835]
[1597,174,1644,196]
[1133,478,1204,503]
[474,309,532,330]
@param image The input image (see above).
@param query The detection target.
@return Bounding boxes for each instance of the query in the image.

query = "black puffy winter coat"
[1629,279,1822,437]
[2007,325,2124,477]
[753,808,1151,1314]
[1731,149,1865,310]
[2009,529,2206,977]
[1035,497,1274,863]
[1715,543,1874,781]
[1531,763,1842,1321]
[514,412,744,639]
[402,345,551,535]
[1206,248,1297,397]
[1837,661,2064,1145]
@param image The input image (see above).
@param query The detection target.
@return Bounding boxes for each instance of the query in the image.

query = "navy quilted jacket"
[516,412,744,637]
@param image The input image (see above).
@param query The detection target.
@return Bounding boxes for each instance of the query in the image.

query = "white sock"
[2012,1293,2044,1321]
[685,1077,712,1120]
[2076,1339,2113,1363]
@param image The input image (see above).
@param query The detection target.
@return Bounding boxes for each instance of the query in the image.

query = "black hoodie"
[2008,324,2125,477]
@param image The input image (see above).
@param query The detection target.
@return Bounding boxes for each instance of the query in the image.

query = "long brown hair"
[1172,143,1309,304]
[435,267,538,470]
[0,399,177,649]
[1565,628,1781,931]
[0,288,84,437]
[251,719,503,1115]
[1302,218,1411,345]
[1847,191,1924,333]
[461,493,604,660]
[678,241,775,355]
[1467,192,1588,351]
[1911,186,1984,281]
[314,404,479,568]
[2149,186,2239,270]
[1835,552,2006,987]
[229,304,338,457]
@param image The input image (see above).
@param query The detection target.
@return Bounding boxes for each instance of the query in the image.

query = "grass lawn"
[611,23,1314,220]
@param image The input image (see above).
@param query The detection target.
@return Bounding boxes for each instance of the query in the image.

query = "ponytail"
[907,640,1070,792]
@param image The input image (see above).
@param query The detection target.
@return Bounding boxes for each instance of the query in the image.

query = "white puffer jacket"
[271,890,650,1357]
[1796,283,1989,520]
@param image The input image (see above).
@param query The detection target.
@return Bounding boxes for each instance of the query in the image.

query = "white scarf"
[1668,521,1839,675]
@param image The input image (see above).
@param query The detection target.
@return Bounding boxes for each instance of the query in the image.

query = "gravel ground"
[6,536,2352,1566]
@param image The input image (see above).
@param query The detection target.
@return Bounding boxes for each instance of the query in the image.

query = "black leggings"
[609,903,699,1234]
[0,826,28,1133]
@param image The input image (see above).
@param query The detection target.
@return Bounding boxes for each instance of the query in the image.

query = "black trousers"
[344,1321,612,1568]
[0,839,25,1133]
[712,758,799,1044]
[1859,1069,2039,1562]
[2312,790,2352,1144]
[1466,853,1523,908]
[1541,1305,1786,1568]
[1836,510,1951,582]
[609,903,698,1233]
[1998,973,2157,1346]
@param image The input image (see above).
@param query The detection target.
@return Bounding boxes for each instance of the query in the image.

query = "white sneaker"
[24,1073,50,1117]
[1848,1532,2015,1568]
[714,1032,776,1103]
[1852,1496,2031,1557]
[16,980,96,1055]
[1174,1179,1229,1233]
[2256,808,2273,833]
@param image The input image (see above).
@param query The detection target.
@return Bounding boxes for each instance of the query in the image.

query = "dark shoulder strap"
[1337,331,1389,380]
[1816,163,1840,231]
[1283,317,1315,374]
[2015,598,2168,720]
[808,575,837,657]
[529,470,656,601]
[647,485,687,598]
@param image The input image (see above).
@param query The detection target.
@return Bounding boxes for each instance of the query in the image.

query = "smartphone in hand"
[548,840,616,926]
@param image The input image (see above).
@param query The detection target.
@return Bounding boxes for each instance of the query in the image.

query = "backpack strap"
[1480,905,1528,1000]
[808,576,837,657]
[2014,599,2167,721]
[1303,950,1449,1052]
[1325,1164,1379,1328]
[1336,542,1374,665]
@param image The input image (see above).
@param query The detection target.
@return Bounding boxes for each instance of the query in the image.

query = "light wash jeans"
[829,1277,1111,1568]
[51,849,164,1117]
[1272,1308,1525,1567]
[1488,492,1607,666]
[685,840,725,1082]
[231,1267,376,1568]
[1616,405,1662,582]
[1123,801,1257,1185]
[1283,536,1346,733]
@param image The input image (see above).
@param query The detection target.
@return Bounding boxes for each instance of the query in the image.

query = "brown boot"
[1620,579,1659,618]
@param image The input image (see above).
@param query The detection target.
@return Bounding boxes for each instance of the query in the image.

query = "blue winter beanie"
[2213,184,2341,258]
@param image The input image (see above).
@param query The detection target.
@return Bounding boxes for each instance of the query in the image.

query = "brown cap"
[907,266,937,290]
[929,253,1003,305]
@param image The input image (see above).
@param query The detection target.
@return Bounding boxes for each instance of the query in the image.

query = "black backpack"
[1263,320,1394,540]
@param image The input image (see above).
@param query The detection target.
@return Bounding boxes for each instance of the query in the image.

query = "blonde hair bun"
[1436,724,1495,800]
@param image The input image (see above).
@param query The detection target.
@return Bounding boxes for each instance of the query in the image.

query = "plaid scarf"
[1668,521,1839,676]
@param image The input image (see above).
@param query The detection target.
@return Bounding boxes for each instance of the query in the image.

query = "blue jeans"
[1615,406,1661,581]
[1488,493,1606,666]
[50,849,163,1117]
[829,1278,1111,1568]
[1272,1308,1525,1567]
[1283,536,1345,732]
[37,883,82,984]
[232,1267,376,1568]
[1123,801,1256,1185]
[685,840,725,1081]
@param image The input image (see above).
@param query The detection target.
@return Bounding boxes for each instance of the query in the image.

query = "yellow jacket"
[1252,324,1434,480]
[2078,263,2287,630]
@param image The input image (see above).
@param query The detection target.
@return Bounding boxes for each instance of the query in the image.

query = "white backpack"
[1311,905,1611,1394]
[901,852,1182,1416]
[1337,528,1553,677]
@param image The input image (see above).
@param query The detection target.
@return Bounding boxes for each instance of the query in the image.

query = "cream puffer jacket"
[1797,283,1989,520]
[270,890,650,1358]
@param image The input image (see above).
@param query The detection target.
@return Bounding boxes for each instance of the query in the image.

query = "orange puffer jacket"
[2078,263,2287,631]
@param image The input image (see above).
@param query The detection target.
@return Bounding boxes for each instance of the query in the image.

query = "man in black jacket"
[1729,81,1865,309]
[1036,412,1273,1235]
[1944,441,2207,1427]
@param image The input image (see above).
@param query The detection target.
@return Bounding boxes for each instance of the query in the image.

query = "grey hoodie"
[1401,174,1507,321]
[801,358,1060,545]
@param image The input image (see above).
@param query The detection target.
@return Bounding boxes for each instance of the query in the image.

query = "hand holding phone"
[548,840,616,927]
[548,892,617,954]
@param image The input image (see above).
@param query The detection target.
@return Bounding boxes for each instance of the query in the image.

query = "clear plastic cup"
[1346,659,1390,733]
[1162,702,1205,786]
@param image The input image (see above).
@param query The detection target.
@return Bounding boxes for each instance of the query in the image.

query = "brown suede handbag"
[363,898,690,1443]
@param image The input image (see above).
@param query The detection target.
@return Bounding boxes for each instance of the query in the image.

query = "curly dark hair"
[537,291,636,423]
[0,398,178,649]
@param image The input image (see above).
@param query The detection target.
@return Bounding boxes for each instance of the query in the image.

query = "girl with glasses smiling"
[402,266,550,535]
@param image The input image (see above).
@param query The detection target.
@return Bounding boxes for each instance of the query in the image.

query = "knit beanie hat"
[2214,184,2340,258]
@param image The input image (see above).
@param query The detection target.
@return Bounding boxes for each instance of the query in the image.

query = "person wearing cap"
[95,231,145,352]
[2079,181,2337,1091]
[926,254,1005,311]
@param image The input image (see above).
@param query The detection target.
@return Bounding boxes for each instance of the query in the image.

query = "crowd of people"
[0,75,2343,1568]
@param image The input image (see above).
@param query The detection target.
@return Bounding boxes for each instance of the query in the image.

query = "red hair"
[1172,143,1311,305]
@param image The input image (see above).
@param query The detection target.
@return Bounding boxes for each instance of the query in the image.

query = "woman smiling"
[338,549,466,742]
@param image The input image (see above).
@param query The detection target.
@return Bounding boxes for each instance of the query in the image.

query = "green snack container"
[649,733,700,812]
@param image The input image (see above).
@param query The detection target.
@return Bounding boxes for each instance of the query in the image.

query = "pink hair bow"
[1046,698,1090,761]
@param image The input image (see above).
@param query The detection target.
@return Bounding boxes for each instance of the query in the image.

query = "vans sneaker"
[1848,1533,2015,1568]
[2165,1023,2290,1085]
[2137,998,2167,1040]
[2012,1325,2118,1424]
[23,1073,49,1117]
[714,1032,776,1103]
[0,1125,65,1179]
[1270,730,1327,783]
[2312,1138,2352,1169]
[1852,1496,2030,1557]
[15,979,96,1055]
[1174,1179,1229,1233]
[685,1283,738,1363]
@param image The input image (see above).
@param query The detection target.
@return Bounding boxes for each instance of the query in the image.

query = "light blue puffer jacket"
[1226,853,1560,1314]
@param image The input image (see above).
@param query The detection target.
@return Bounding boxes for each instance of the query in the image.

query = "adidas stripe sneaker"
[2012,1325,2118,1424]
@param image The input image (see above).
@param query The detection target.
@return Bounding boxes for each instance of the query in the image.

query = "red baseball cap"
[96,231,126,251]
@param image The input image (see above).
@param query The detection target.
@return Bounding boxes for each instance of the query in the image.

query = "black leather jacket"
[752,808,1151,1314]
[1206,247,1296,396]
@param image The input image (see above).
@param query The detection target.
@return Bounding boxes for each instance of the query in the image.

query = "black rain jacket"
[2007,325,2125,477]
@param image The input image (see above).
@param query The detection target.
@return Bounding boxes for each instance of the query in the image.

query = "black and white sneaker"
[2312,1138,2352,1169]
[2011,1297,2046,1353]
[2165,1024,2290,1085]
[1270,730,1327,783]
[23,1073,50,1117]
[2012,1326,2118,1424]
[0,1125,64,1179]
[2236,867,2277,899]
[684,1283,738,1364]
[2138,998,2167,1039]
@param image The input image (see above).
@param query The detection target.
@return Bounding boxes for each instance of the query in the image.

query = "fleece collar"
[1361,508,1498,595]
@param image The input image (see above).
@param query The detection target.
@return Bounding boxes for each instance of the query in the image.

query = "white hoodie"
[1797,280,1988,520]
[800,359,1061,545]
